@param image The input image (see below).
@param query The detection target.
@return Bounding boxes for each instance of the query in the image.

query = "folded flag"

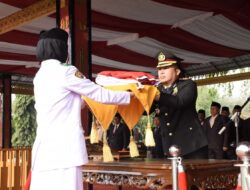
[96,71,157,86]
[83,71,158,161]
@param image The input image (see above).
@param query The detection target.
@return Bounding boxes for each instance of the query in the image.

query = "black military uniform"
[154,51,208,158]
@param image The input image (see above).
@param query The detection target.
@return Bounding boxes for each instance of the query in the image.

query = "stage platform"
[82,159,239,190]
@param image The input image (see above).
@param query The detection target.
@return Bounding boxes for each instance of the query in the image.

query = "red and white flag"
[96,71,157,87]
[178,163,187,190]
[236,174,242,190]
[24,170,31,190]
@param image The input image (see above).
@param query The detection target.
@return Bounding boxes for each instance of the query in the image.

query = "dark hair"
[211,101,221,109]
[154,114,160,119]
[221,106,229,112]
[115,113,121,119]
[198,109,205,115]
[39,28,68,42]
[177,63,186,78]
[233,105,241,111]
[36,28,68,63]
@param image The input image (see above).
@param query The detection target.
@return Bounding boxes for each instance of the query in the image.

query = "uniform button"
[189,127,193,130]
[166,123,170,126]
[165,113,168,116]
[169,133,172,136]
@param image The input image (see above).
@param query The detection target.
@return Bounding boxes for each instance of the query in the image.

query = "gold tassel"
[102,130,114,162]
[90,119,99,144]
[145,115,155,147]
[129,134,139,157]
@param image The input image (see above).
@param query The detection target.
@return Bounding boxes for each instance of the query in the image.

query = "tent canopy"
[0,0,250,85]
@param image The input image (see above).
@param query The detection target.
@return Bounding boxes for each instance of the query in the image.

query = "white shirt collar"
[41,59,62,67]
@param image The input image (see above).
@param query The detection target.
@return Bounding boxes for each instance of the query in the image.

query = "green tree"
[12,95,37,147]
[196,86,219,117]
[136,113,155,141]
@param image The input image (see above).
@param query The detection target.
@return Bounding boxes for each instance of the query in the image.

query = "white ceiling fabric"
[92,55,155,73]
[0,0,249,79]
[181,15,250,50]
[92,0,206,25]
[0,42,36,55]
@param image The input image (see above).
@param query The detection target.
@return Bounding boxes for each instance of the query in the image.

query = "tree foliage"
[12,95,37,147]
[196,86,219,117]
[197,79,250,119]
[136,115,153,140]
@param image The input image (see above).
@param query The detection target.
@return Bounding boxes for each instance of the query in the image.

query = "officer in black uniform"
[154,51,208,159]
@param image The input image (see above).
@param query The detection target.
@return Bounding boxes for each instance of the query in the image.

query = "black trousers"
[183,146,208,159]
[208,148,224,159]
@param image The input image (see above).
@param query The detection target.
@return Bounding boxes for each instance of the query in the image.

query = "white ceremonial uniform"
[30,59,130,190]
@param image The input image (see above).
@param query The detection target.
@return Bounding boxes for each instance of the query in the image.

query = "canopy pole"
[2,75,12,148]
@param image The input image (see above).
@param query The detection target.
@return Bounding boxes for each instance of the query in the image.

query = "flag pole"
[169,145,180,190]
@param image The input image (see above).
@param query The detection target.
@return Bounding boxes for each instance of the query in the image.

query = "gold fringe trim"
[129,135,139,157]
[145,115,155,147]
[102,131,114,162]
[90,121,99,144]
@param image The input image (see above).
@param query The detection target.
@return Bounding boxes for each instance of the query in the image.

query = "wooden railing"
[0,148,31,190]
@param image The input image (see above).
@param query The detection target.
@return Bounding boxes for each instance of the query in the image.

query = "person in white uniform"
[30,28,133,190]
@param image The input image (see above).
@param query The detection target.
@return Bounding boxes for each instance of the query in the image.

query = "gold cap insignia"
[158,52,165,62]
[156,51,181,68]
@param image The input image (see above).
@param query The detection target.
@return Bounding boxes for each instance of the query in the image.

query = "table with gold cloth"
[82,159,238,190]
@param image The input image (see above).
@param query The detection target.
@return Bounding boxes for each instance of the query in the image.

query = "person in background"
[221,106,230,123]
[198,109,206,127]
[107,113,130,151]
[243,117,250,141]
[152,115,164,158]
[154,51,208,159]
[203,101,228,159]
[227,105,244,159]
[133,127,143,143]
[220,106,231,159]
[95,119,103,142]
[30,28,133,190]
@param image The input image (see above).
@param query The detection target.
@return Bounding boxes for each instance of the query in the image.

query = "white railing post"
[169,145,180,190]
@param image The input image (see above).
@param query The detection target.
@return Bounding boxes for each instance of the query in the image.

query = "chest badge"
[75,70,85,79]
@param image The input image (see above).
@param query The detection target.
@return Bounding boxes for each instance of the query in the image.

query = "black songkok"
[221,106,229,112]
[211,101,221,109]
[36,28,68,63]
[198,109,205,115]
